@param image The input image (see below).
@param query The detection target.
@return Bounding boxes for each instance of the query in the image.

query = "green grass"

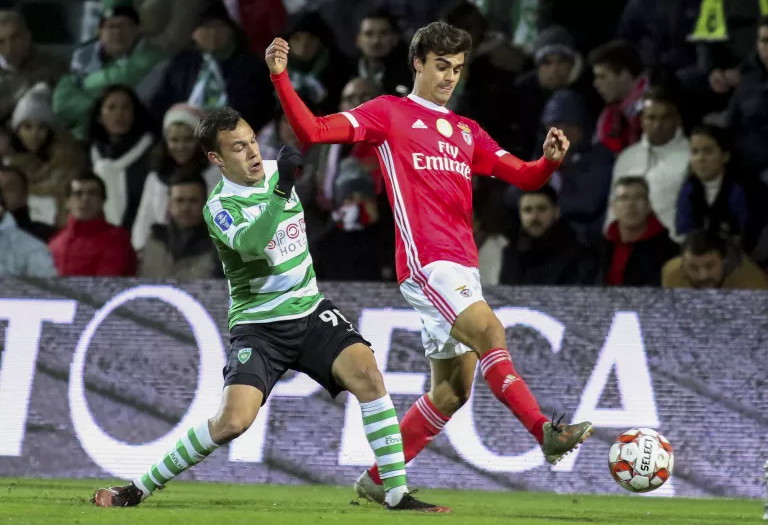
[0,478,762,525]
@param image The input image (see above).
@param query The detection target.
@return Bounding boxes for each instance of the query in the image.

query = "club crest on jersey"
[436,118,453,137]
[214,210,233,232]
[455,285,472,297]
[237,348,252,364]
[458,122,472,145]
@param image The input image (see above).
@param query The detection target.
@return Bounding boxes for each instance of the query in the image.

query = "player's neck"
[410,87,447,109]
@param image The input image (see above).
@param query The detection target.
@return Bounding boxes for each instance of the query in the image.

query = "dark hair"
[682,230,727,258]
[588,40,643,77]
[613,176,649,196]
[67,173,107,200]
[408,21,472,75]
[359,7,399,32]
[87,85,154,144]
[689,124,732,154]
[0,165,28,192]
[759,15,768,30]
[168,172,208,197]
[642,85,680,112]
[195,107,242,154]
[520,185,558,206]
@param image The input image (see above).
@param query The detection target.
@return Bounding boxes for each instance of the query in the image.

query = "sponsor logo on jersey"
[214,210,234,232]
[412,119,428,129]
[436,118,453,137]
[263,214,308,266]
[385,435,403,445]
[237,347,252,364]
[458,122,472,145]
[455,285,472,297]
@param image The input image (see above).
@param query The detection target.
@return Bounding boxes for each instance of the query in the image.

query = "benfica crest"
[458,122,472,145]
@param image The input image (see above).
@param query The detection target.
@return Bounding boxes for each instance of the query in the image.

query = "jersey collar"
[219,160,278,197]
[407,93,450,114]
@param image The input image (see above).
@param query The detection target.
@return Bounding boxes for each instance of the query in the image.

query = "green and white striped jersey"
[203,160,322,329]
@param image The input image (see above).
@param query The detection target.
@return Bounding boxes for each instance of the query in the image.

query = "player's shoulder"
[354,94,400,111]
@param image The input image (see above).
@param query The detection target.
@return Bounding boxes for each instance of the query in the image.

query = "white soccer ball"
[608,428,674,493]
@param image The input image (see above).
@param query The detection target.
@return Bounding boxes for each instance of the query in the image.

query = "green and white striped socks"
[360,395,408,506]
[133,421,219,497]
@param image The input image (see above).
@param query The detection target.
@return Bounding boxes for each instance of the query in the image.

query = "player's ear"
[207,151,223,167]
[413,56,423,74]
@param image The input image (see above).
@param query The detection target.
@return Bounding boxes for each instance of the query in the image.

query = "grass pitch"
[0,478,762,525]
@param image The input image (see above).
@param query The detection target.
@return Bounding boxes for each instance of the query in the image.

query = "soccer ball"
[608,428,674,493]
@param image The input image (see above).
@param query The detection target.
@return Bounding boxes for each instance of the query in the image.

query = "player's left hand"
[543,127,570,163]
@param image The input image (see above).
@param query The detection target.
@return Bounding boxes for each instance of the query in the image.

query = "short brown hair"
[195,106,242,154]
[588,40,642,77]
[408,21,472,75]
[613,176,649,198]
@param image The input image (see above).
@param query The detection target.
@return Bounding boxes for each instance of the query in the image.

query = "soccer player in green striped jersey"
[91,107,448,513]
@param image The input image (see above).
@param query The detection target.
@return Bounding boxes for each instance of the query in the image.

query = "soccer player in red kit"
[266,22,593,504]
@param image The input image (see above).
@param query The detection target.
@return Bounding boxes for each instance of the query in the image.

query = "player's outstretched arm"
[490,128,570,190]
[266,38,356,145]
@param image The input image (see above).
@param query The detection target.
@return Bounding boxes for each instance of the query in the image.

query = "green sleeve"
[52,74,96,131]
[82,40,169,93]
[205,193,287,257]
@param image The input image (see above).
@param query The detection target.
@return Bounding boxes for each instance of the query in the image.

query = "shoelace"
[551,412,566,431]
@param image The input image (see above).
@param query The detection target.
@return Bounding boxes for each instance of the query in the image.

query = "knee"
[345,362,386,398]
[431,381,472,416]
[211,412,254,444]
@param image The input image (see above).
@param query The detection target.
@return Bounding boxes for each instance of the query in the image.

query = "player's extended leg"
[450,300,593,464]
[92,385,263,508]
[359,352,477,503]
[331,342,450,513]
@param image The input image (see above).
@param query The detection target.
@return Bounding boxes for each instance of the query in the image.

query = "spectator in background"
[539,0,629,56]
[515,25,595,159]
[663,231,768,290]
[4,82,86,226]
[353,8,411,96]
[589,40,647,153]
[0,166,56,242]
[49,173,136,277]
[311,159,386,281]
[132,104,219,250]
[443,1,528,152]
[598,177,679,286]
[88,84,155,231]
[218,0,287,56]
[0,10,66,124]
[285,10,352,114]
[498,187,593,286]
[151,2,274,134]
[54,0,201,140]
[539,89,613,245]
[676,125,749,242]
[138,174,218,280]
[0,182,56,276]
[606,87,690,239]
[727,16,768,179]
[616,0,698,71]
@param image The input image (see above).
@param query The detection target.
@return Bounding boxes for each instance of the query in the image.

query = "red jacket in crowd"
[596,75,648,154]
[48,216,137,277]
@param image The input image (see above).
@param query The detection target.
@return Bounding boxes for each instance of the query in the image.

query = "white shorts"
[399,260,484,360]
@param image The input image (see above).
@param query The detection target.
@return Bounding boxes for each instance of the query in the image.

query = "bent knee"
[431,382,472,415]
[212,413,255,443]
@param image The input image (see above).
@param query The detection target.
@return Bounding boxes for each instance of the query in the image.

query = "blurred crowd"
[0,0,767,291]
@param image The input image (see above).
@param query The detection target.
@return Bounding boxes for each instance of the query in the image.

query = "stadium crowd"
[0,0,767,290]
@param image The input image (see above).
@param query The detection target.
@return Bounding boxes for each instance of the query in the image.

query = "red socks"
[368,349,547,486]
[479,348,548,444]
[368,394,449,485]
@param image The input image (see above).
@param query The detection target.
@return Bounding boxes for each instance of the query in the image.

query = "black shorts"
[222,299,371,403]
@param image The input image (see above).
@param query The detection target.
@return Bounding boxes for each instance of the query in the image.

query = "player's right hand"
[265,38,289,75]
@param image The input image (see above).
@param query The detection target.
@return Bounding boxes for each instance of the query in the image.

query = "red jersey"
[340,94,506,282]
[271,71,559,284]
